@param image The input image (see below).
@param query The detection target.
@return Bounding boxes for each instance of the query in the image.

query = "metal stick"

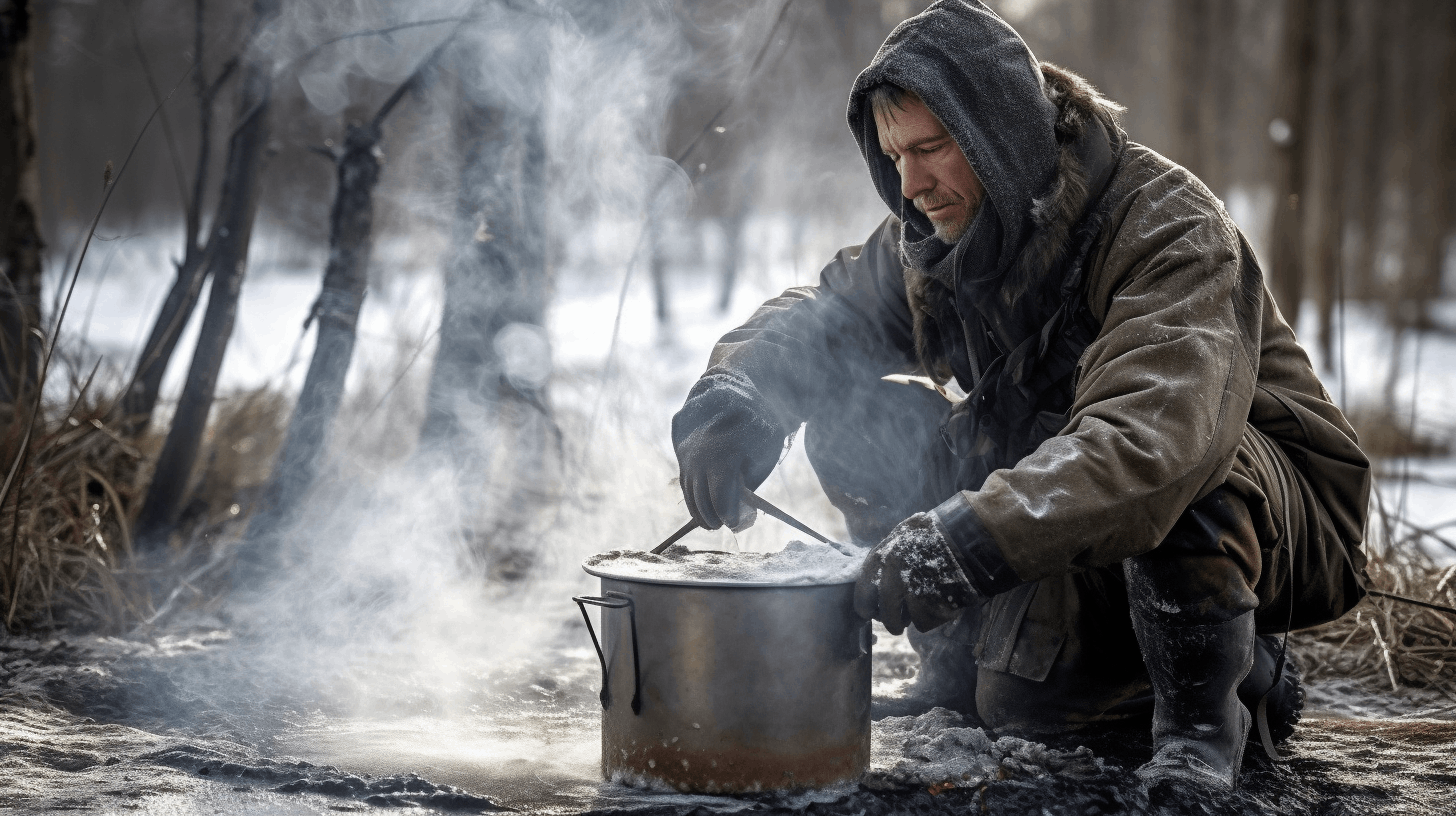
[650,519,699,554]
[649,489,854,555]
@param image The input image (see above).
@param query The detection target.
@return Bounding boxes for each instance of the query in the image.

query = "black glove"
[854,511,980,635]
[672,378,787,531]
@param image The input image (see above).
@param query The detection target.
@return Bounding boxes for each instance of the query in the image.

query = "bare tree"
[112,0,239,437]
[135,0,282,548]
[418,25,551,481]
[0,0,42,407]
[240,33,456,570]
[1170,0,1215,184]
[1403,0,1454,317]
[1304,0,1348,366]
[1267,0,1315,318]
[1342,0,1387,304]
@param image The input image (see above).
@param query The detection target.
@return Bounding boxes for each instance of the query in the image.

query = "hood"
[846,0,1059,279]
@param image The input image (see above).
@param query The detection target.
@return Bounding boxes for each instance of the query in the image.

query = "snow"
[583,540,864,585]
[867,707,1101,790]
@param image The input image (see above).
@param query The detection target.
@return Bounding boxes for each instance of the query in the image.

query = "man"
[671,0,1369,792]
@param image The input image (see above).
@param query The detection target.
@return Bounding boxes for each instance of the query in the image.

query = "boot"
[1131,609,1255,791]
[1239,634,1304,748]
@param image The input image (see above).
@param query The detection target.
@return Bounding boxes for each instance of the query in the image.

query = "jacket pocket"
[975,578,1068,683]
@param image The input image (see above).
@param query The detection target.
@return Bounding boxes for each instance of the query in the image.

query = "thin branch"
[125,0,192,224]
[202,56,239,104]
[188,0,215,252]
[358,326,440,429]
[673,0,798,168]
[371,16,470,128]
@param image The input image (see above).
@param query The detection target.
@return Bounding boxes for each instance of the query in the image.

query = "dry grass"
[1291,496,1456,700]
[1346,403,1451,459]
[0,379,149,633]
[176,388,290,533]
[0,372,296,634]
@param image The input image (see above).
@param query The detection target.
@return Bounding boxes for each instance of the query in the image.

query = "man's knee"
[1125,487,1261,625]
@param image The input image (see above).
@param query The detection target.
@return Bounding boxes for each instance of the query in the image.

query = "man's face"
[874,96,985,244]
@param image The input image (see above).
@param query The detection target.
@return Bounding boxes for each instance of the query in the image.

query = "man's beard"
[915,193,978,244]
[932,214,971,244]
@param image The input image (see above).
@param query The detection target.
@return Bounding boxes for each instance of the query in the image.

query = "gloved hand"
[671,379,786,531]
[854,511,980,635]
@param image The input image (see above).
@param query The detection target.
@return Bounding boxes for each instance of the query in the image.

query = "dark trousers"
[803,378,1327,734]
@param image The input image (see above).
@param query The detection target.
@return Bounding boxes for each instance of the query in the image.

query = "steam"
[184,0,788,730]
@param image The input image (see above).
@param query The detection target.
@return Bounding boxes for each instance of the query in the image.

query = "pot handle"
[573,592,643,715]
[860,622,875,656]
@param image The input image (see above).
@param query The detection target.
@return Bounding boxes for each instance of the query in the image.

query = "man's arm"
[696,216,921,425]
[942,163,1265,587]
[673,216,921,529]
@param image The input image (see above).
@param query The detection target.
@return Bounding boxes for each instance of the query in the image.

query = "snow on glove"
[854,511,980,635]
[672,379,787,532]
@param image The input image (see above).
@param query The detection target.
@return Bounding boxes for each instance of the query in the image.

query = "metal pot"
[575,560,872,794]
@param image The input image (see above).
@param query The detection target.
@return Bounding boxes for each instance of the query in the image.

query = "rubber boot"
[1131,609,1255,791]
[1239,634,1305,747]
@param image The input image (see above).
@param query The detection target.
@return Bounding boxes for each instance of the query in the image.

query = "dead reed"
[1346,404,1452,459]
[0,372,294,634]
[1291,493,1456,700]
[0,376,148,633]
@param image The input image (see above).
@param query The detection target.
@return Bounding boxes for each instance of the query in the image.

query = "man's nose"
[900,156,934,201]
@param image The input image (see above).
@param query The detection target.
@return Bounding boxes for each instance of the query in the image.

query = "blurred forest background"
[0,0,1454,658]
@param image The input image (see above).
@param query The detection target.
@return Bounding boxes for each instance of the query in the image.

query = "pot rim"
[582,561,857,589]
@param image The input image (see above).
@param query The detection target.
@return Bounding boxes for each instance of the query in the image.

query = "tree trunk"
[239,6,460,561]
[1170,0,1210,180]
[650,225,670,326]
[0,0,42,407]
[113,0,237,436]
[1384,0,1420,328]
[115,249,212,435]
[1434,3,1456,300]
[717,209,746,314]
[1343,0,1387,303]
[417,25,554,561]
[1268,0,1315,320]
[1405,0,1453,312]
[1306,0,1348,367]
[135,0,280,548]
[241,116,380,558]
[419,62,550,473]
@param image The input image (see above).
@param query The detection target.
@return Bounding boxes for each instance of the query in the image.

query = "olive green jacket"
[699,139,1368,607]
